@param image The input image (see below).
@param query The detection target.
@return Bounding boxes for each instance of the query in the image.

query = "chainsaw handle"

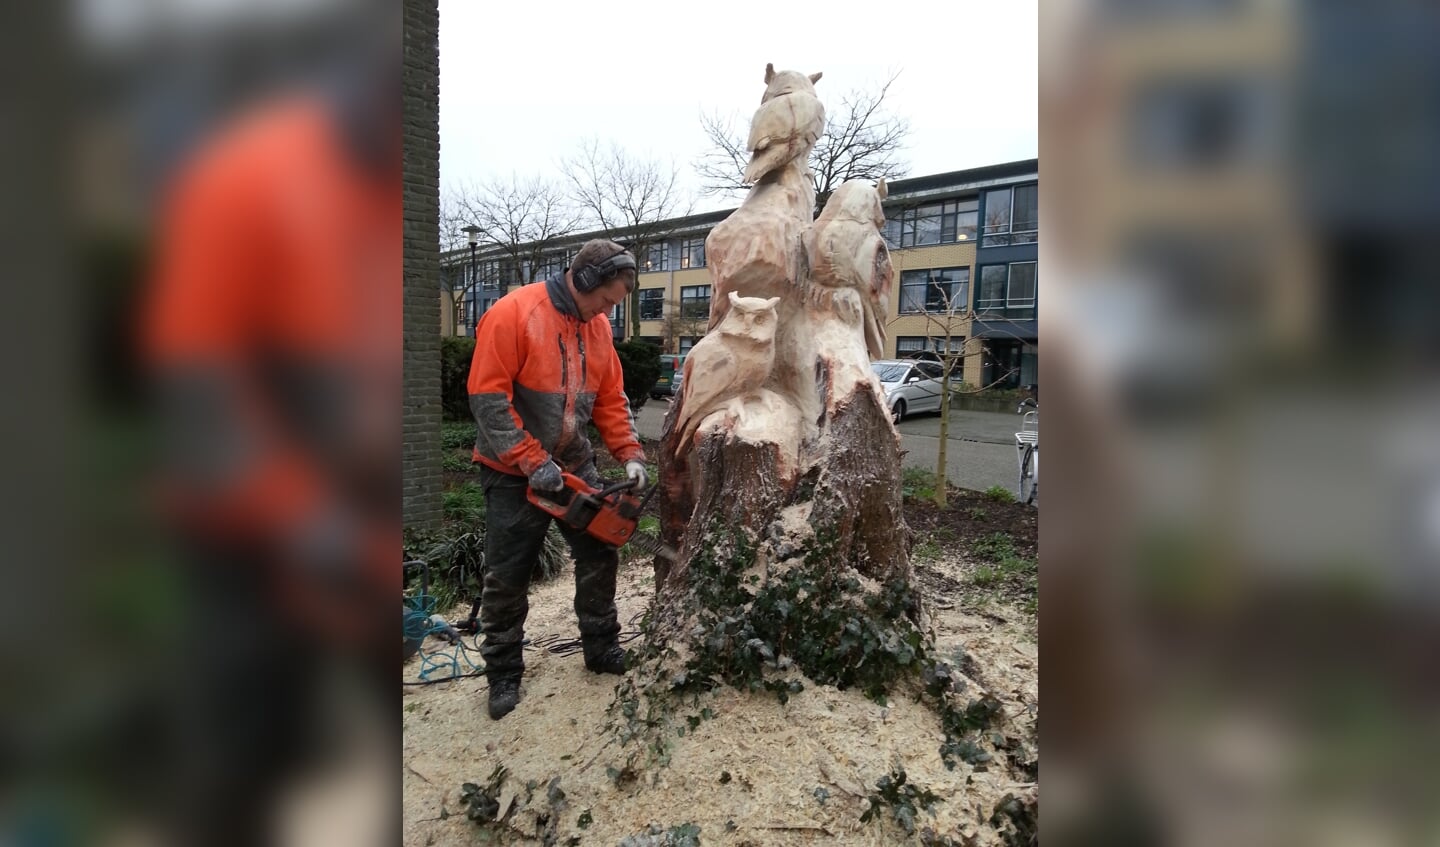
[597,478,638,500]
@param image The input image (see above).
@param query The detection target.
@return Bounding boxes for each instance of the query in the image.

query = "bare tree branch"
[562,139,696,335]
[441,174,585,332]
[694,70,911,208]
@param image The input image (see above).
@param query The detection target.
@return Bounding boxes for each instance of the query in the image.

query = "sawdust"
[402,547,1037,846]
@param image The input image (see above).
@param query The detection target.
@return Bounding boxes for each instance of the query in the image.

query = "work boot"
[584,645,627,676]
[487,677,521,720]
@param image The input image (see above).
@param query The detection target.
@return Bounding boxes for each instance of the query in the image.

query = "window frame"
[884,198,979,249]
[638,288,665,320]
[975,262,1039,316]
[609,300,626,339]
[980,184,1038,248]
[896,335,967,358]
[898,266,971,315]
[679,284,711,319]
[643,241,669,272]
[679,237,707,269]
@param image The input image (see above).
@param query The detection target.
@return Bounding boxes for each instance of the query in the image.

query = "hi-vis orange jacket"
[467,276,644,477]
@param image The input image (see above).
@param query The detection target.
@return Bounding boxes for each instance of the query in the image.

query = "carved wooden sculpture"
[656,60,908,608]
[622,63,1012,792]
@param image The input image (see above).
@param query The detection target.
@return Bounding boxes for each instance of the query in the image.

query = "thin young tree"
[892,281,1026,506]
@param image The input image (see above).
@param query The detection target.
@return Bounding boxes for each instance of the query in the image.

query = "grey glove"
[625,460,649,490]
[528,459,564,492]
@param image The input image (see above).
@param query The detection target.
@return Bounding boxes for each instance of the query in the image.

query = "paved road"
[634,401,1028,497]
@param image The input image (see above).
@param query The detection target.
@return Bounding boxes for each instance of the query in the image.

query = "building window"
[642,242,669,272]
[478,259,501,289]
[898,267,970,314]
[678,336,700,356]
[896,336,928,356]
[536,252,572,280]
[680,237,706,269]
[1130,77,1268,170]
[609,301,626,340]
[896,336,966,357]
[639,288,665,320]
[976,262,1038,315]
[884,198,978,248]
[981,184,1038,247]
[680,284,710,319]
[497,259,524,287]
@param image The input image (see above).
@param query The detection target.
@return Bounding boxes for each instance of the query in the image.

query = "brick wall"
[403,0,443,532]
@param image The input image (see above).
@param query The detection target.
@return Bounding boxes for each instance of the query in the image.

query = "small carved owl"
[674,291,782,454]
[743,63,825,185]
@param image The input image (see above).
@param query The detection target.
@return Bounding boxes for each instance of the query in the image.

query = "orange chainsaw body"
[526,472,645,548]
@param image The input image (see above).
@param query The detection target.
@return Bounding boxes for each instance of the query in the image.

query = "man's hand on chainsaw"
[625,460,648,490]
[528,458,564,492]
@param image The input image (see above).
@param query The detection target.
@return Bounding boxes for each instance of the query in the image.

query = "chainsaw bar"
[627,532,677,562]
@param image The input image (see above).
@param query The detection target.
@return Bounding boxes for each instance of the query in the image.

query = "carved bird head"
[761,62,823,103]
[821,178,889,229]
[721,291,782,341]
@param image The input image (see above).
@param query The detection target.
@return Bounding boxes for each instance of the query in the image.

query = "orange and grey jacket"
[467,276,644,477]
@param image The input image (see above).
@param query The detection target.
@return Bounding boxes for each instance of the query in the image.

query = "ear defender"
[573,250,637,293]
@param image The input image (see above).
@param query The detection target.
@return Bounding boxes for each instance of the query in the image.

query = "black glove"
[528,459,564,492]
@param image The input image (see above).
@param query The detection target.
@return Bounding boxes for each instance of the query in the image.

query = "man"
[467,239,649,719]
[141,48,399,846]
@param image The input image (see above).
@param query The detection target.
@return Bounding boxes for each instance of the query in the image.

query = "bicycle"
[1015,398,1038,505]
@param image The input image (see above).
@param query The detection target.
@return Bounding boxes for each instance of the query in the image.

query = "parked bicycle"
[1015,397,1038,505]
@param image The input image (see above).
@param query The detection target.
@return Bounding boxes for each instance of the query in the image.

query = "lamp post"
[462,225,481,337]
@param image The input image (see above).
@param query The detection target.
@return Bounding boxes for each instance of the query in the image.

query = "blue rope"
[404,594,485,682]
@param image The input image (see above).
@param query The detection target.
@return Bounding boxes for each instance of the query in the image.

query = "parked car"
[871,359,946,422]
[650,354,686,399]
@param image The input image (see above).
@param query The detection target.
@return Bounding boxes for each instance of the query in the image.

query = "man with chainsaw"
[467,238,649,719]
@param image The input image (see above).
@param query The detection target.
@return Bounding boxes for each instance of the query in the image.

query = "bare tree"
[442,174,584,334]
[694,70,911,208]
[562,139,695,338]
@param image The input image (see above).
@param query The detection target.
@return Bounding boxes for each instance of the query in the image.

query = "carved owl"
[742,63,825,185]
[673,291,782,454]
[804,178,894,358]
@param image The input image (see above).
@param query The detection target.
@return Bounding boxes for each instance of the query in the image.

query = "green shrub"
[614,340,660,408]
[441,336,476,421]
[442,421,476,450]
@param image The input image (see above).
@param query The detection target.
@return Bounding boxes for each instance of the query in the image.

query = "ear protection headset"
[572,249,638,293]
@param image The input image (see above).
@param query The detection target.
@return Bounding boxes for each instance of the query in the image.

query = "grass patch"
[983,485,1015,504]
[443,482,487,523]
[902,467,938,500]
[967,532,1037,607]
[913,539,942,563]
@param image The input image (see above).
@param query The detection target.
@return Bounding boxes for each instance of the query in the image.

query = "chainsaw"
[526,472,677,561]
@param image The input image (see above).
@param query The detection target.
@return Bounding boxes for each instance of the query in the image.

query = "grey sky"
[439,0,1037,213]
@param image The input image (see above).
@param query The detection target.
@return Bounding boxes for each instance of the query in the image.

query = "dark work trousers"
[478,466,621,680]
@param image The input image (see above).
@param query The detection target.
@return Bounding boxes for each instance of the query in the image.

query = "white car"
[872,359,946,422]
